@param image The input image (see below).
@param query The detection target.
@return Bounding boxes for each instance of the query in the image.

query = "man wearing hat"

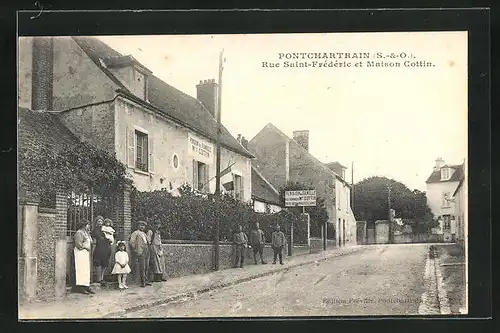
[129,221,152,287]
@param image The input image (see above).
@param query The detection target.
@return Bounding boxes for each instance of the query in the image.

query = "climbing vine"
[19,141,133,206]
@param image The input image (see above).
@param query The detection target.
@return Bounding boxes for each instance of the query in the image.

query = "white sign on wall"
[188,133,214,165]
[285,190,317,207]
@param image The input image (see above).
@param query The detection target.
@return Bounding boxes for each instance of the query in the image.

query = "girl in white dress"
[111,241,131,289]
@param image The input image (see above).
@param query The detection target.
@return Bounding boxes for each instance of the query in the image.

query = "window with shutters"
[193,160,209,192]
[135,130,149,172]
[234,174,243,200]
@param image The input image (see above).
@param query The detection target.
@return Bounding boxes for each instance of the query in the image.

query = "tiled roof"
[18,107,81,154]
[425,164,464,184]
[250,123,351,187]
[103,55,152,75]
[71,37,254,159]
[325,161,347,170]
[251,166,281,206]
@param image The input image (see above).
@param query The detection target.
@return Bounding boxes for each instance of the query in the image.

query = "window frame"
[135,130,149,172]
[234,174,243,200]
[441,167,450,181]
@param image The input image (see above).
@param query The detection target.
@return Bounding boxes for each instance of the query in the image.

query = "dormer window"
[103,55,152,101]
[441,167,450,181]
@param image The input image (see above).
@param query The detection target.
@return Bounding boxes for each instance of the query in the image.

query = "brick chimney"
[241,136,249,150]
[196,79,218,118]
[293,130,309,152]
[31,37,54,111]
[434,157,445,171]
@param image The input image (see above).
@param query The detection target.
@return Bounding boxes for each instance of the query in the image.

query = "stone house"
[18,36,254,216]
[248,123,356,246]
[425,157,464,242]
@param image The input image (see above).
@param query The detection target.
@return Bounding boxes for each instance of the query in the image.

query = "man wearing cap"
[271,224,287,265]
[250,222,267,265]
[129,221,152,287]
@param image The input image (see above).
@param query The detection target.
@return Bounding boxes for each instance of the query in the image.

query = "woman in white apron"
[74,220,95,294]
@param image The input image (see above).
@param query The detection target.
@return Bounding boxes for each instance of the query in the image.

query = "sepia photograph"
[17,30,468,319]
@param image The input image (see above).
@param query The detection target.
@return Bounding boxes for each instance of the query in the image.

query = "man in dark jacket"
[250,222,267,265]
[271,225,287,265]
[233,225,248,268]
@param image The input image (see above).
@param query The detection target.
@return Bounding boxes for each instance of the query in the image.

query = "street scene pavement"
[124,244,428,317]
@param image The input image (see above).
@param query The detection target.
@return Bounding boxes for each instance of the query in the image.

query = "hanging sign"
[285,190,316,207]
[188,133,214,165]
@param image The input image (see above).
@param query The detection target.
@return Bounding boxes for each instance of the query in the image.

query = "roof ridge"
[264,123,342,179]
[71,36,253,159]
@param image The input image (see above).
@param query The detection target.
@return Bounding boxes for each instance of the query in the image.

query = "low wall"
[158,242,310,279]
[393,233,444,244]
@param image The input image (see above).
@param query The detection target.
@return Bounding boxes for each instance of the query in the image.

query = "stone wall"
[52,37,118,110]
[156,242,310,279]
[58,101,116,155]
[375,220,390,244]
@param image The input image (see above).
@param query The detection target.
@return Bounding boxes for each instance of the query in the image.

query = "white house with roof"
[425,157,464,242]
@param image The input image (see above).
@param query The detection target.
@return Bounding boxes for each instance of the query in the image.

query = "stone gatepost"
[356,221,367,245]
[114,184,132,242]
[54,188,68,298]
[19,190,40,301]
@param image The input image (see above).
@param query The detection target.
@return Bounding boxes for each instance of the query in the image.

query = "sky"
[99,32,467,191]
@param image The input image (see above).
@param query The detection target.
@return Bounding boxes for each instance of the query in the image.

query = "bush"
[130,184,308,244]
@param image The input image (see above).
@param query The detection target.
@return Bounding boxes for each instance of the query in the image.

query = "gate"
[66,191,116,286]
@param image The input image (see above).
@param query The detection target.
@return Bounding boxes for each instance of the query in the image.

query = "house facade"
[18,36,254,201]
[452,162,466,245]
[425,157,464,242]
[251,165,282,214]
[248,124,356,246]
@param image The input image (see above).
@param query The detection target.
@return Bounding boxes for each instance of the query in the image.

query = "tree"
[279,181,329,238]
[353,176,437,233]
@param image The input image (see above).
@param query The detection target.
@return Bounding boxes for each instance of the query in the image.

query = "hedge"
[130,184,308,244]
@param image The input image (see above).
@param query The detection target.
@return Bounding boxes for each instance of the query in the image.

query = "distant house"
[248,123,356,246]
[18,36,254,201]
[425,157,464,242]
[452,162,466,245]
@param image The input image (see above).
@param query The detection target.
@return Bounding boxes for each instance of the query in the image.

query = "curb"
[433,255,452,315]
[103,247,364,317]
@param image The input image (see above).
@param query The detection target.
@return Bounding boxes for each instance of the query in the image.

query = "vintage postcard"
[18,31,468,319]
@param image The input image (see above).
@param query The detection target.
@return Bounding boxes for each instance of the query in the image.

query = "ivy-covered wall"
[130,185,308,244]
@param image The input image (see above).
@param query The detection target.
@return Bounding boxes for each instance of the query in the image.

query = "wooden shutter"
[192,160,198,190]
[127,127,135,168]
[148,135,154,174]
[239,176,244,200]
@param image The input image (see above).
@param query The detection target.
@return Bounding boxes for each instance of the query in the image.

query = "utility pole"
[214,49,224,271]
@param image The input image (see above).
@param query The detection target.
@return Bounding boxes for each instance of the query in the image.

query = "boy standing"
[233,225,248,268]
[250,222,267,264]
[129,221,152,287]
[271,225,287,265]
